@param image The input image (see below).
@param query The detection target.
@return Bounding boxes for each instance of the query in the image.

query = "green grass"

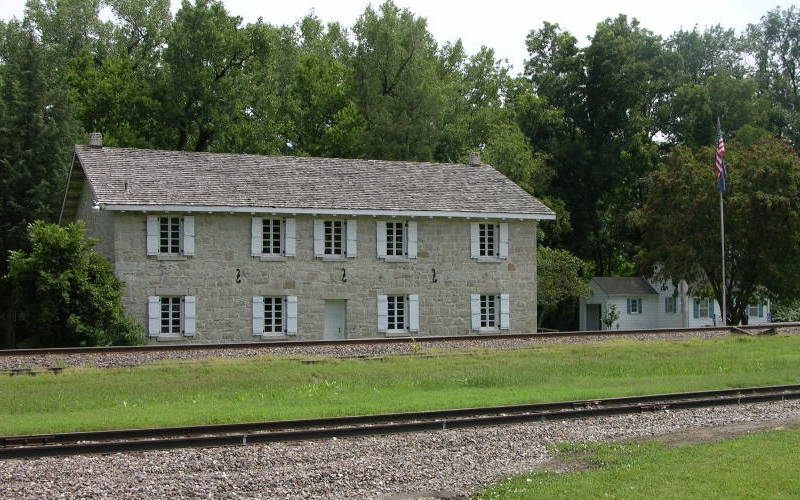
[2,334,800,435]
[479,428,800,499]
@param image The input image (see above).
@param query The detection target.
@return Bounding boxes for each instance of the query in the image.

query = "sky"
[1,0,794,73]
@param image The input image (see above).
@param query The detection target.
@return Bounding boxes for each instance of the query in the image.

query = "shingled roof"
[67,145,555,219]
[592,277,658,295]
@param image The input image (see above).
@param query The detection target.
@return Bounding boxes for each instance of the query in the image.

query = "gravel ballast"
[3,328,792,371]
[1,400,799,499]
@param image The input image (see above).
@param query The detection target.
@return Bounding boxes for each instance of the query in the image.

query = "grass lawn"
[478,428,800,499]
[1,334,800,435]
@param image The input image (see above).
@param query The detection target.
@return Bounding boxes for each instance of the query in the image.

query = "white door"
[324,300,346,339]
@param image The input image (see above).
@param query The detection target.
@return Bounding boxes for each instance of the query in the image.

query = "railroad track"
[1,322,797,357]
[3,383,799,460]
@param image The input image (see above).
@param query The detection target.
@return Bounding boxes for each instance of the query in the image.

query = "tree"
[6,221,144,347]
[537,245,591,327]
[637,137,800,325]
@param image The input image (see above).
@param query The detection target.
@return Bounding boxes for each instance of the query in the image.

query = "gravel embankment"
[4,328,792,371]
[1,400,799,499]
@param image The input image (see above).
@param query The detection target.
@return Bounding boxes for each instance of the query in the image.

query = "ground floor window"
[148,296,196,337]
[160,296,182,335]
[377,294,419,333]
[471,293,510,330]
[252,296,298,336]
[263,296,285,334]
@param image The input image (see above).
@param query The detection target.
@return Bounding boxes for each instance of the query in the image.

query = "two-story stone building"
[61,135,555,342]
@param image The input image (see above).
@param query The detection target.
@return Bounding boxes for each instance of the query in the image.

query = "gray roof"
[72,145,555,217]
[592,277,658,295]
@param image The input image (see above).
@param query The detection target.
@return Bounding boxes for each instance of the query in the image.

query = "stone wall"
[75,182,115,263]
[111,213,539,342]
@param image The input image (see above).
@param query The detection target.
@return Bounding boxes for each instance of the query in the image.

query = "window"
[251,217,295,257]
[376,221,418,259]
[480,294,498,328]
[470,293,510,330]
[264,297,285,333]
[694,298,712,318]
[627,298,643,314]
[147,215,194,256]
[314,219,357,258]
[159,217,182,254]
[252,296,298,336]
[324,220,344,255]
[470,222,508,259]
[387,295,407,330]
[262,219,282,254]
[386,222,404,256]
[377,294,419,333]
[665,296,677,314]
[148,296,196,337]
[749,303,765,318]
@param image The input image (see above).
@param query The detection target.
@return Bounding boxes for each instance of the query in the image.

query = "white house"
[579,277,771,331]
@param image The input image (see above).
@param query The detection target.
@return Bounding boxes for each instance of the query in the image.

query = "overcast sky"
[1,0,794,73]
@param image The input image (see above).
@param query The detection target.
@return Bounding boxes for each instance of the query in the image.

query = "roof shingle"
[74,146,554,217]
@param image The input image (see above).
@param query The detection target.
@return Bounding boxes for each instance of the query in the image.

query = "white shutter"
[498,223,509,258]
[470,223,480,258]
[252,296,264,335]
[148,296,160,336]
[406,222,417,259]
[377,295,388,332]
[286,296,298,334]
[251,217,263,256]
[182,216,195,256]
[183,296,196,336]
[408,294,419,332]
[346,219,358,257]
[313,220,324,257]
[146,216,159,255]
[470,294,481,330]
[500,293,510,330]
[284,218,296,257]
[376,221,387,258]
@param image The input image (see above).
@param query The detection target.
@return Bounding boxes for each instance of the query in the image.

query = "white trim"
[98,204,555,220]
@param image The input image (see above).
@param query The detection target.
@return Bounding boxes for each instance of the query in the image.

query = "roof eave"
[97,203,556,221]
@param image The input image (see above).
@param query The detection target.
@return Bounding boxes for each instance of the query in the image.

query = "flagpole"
[719,189,726,326]
[717,117,727,327]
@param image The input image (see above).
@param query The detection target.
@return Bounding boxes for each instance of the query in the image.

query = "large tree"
[637,137,800,324]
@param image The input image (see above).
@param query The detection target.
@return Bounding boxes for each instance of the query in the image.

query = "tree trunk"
[4,306,15,349]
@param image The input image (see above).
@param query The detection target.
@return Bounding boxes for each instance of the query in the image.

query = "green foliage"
[600,304,620,330]
[2,334,800,434]
[5,221,144,347]
[537,246,591,326]
[637,137,800,324]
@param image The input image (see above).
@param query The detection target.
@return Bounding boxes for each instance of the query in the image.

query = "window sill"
[384,330,416,337]
[154,335,187,341]
[319,256,350,261]
[152,254,190,261]
[473,257,504,263]
[258,333,295,339]
[381,257,414,263]
[257,255,289,262]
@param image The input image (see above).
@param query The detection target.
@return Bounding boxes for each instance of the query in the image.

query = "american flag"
[715,127,727,192]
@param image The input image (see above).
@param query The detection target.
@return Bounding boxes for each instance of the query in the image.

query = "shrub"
[6,220,144,347]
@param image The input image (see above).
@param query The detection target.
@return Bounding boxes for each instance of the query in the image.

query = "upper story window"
[665,296,677,314]
[470,222,508,259]
[252,296,298,336]
[147,215,194,256]
[376,221,418,259]
[251,217,296,258]
[148,295,196,337]
[470,293,510,331]
[314,219,357,258]
[377,294,419,333]
[160,217,182,254]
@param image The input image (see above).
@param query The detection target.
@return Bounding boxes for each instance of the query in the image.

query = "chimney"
[89,132,103,148]
[468,151,480,166]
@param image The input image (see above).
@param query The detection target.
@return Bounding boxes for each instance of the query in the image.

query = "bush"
[6,221,145,347]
